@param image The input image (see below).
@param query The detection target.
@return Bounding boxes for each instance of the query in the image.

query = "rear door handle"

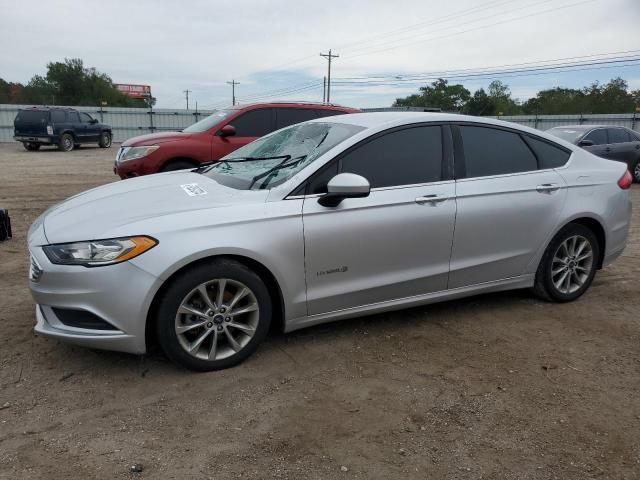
[415,194,448,205]
[536,183,560,193]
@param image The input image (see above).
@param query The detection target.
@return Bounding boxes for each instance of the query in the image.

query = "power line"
[183,89,192,110]
[226,80,240,105]
[320,49,340,102]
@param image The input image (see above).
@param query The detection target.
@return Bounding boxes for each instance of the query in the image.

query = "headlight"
[118,146,159,163]
[42,236,157,267]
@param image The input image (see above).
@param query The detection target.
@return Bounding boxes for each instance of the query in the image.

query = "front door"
[213,108,275,160]
[302,125,457,315]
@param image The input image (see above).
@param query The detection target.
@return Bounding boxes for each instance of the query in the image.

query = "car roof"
[550,125,626,130]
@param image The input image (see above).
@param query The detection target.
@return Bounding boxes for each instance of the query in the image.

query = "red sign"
[115,84,151,98]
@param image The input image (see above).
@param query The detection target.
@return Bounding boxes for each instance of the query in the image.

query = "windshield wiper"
[248,155,307,190]
[194,155,291,173]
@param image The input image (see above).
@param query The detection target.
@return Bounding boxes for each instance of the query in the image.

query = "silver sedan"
[28,113,633,370]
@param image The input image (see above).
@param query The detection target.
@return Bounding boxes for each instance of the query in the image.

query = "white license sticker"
[180,183,208,196]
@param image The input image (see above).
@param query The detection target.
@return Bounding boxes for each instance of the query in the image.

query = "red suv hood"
[122,131,193,146]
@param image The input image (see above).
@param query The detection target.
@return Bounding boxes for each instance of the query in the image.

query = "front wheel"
[155,259,272,371]
[99,131,112,148]
[532,224,599,302]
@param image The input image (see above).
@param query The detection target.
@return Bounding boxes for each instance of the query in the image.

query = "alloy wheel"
[551,235,593,294]
[174,278,259,361]
[634,162,640,182]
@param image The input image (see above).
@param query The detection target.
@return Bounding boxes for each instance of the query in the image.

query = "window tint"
[67,111,79,123]
[229,109,273,137]
[460,126,537,177]
[525,136,571,169]
[16,110,48,123]
[608,128,630,144]
[584,129,607,145]
[632,130,640,141]
[339,126,442,188]
[315,109,346,118]
[275,108,317,129]
[79,112,93,123]
[50,110,65,123]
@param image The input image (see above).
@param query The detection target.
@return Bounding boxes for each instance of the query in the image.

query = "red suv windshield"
[183,109,236,133]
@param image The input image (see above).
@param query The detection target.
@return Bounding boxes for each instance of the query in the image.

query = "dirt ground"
[0,142,639,479]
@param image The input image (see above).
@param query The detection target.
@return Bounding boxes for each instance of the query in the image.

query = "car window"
[608,128,630,144]
[459,126,537,177]
[275,108,317,129]
[229,108,274,137]
[524,136,571,169]
[339,126,442,188]
[632,130,640,141]
[16,110,48,123]
[67,111,80,123]
[315,109,347,118]
[50,110,66,123]
[583,129,607,145]
[79,112,93,123]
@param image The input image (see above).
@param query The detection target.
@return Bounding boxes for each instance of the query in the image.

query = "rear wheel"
[155,259,272,371]
[99,131,112,148]
[631,159,640,184]
[23,142,40,151]
[533,223,599,302]
[58,133,74,152]
[159,160,197,172]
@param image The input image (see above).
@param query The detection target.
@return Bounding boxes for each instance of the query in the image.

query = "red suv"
[114,102,359,178]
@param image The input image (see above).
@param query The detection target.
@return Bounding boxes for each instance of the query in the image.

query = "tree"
[464,88,495,115]
[487,80,521,115]
[394,78,470,111]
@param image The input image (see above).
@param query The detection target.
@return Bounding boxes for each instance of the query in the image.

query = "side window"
[583,129,607,145]
[608,128,630,144]
[308,162,339,194]
[459,126,537,177]
[229,109,274,137]
[67,111,79,123]
[339,126,442,188]
[50,110,66,123]
[79,112,93,123]
[275,108,317,129]
[315,109,346,118]
[524,136,571,169]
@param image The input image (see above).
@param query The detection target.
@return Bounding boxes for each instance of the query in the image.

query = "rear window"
[608,128,630,144]
[50,110,66,123]
[16,110,48,123]
[524,136,571,169]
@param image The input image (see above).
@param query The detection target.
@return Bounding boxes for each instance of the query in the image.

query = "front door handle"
[536,183,560,193]
[415,194,448,205]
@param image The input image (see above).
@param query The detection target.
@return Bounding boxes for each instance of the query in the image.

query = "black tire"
[58,133,74,152]
[155,259,272,371]
[23,142,40,151]
[532,223,600,302]
[159,160,197,172]
[99,131,112,148]
[631,159,640,184]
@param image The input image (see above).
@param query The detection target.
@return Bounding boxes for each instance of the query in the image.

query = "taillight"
[618,170,633,190]
[46,125,53,135]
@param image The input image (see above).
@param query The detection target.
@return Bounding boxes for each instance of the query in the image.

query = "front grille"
[29,254,43,282]
[52,308,117,331]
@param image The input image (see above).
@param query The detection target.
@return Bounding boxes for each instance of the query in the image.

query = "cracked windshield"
[201,121,364,190]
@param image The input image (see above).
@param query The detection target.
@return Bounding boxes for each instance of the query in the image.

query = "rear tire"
[99,131,112,148]
[631,159,640,184]
[159,160,196,172]
[23,142,40,151]
[155,259,272,371]
[532,223,599,302]
[58,133,74,152]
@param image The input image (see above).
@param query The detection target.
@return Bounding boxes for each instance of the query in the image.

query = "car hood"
[38,172,269,244]
[121,131,194,146]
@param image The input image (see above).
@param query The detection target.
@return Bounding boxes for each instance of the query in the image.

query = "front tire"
[533,223,599,302]
[155,259,272,371]
[58,133,74,152]
[99,131,112,148]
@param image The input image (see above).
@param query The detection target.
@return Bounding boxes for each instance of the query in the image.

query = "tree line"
[393,77,640,115]
[0,58,153,107]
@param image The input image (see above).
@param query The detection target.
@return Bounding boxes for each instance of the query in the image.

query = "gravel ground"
[0,142,639,479]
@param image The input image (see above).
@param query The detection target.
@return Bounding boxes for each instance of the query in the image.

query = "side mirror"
[219,125,236,137]
[90,118,98,124]
[578,139,594,147]
[318,173,370,207]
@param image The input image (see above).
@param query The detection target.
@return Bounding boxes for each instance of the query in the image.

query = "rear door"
[449,124,568,288]
[66,110,81,140]
[215,108,275,158]
[302,124,456,315]
[275,108,318,130]
[14,110,49,137]
[606,128,637,167]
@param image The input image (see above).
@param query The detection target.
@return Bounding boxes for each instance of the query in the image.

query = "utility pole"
[227,80,240,106]
[183,89,192,110]
[322,76,326,103]
[320,49,339,103]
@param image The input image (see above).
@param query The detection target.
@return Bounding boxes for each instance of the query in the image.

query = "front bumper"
[29,247,162,354]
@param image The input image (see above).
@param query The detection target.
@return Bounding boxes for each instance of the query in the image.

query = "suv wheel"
[58,133,74,152]
[23,142,40,151]
[632,160,640,184]
[99,131,112,148]
[155,259,272,371]
[533,223,599,302]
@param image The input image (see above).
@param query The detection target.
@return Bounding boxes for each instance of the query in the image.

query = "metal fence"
[0,104,215,143]
[1,104,639,143]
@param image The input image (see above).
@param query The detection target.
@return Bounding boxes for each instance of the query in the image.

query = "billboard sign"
[115,84,151,98]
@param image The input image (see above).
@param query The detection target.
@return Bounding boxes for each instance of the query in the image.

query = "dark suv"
[14,107,112,152]
[114,102,359,178]
[547,125,640,182]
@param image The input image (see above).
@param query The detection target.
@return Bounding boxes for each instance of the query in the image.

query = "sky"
[1,0,639,110]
